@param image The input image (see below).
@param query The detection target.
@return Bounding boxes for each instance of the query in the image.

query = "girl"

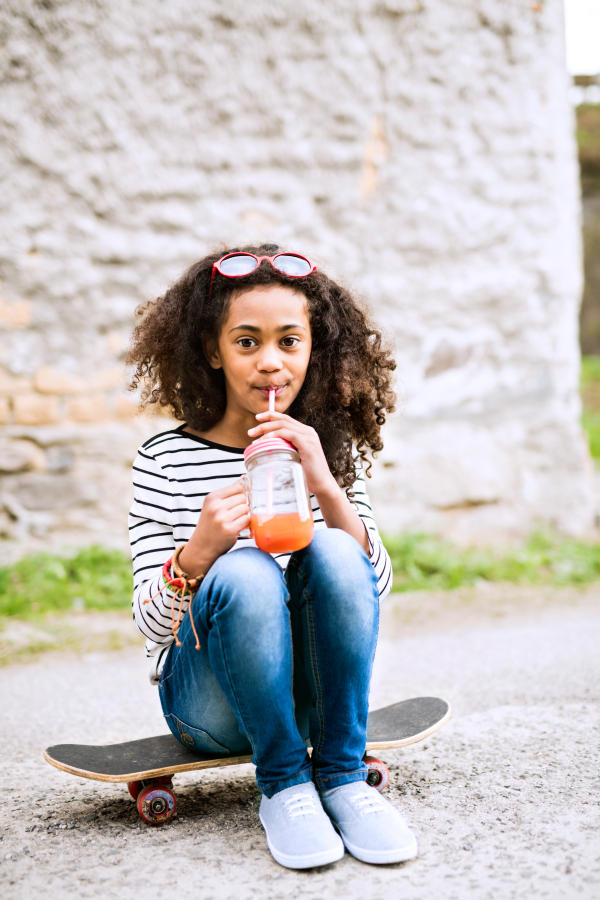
[127,244,418,869]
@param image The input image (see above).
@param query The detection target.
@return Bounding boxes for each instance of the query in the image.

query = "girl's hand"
[178,480,250,578]
[249,413,370,555]
[248,412,338,498]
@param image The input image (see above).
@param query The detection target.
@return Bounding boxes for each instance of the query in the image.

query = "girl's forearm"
[178,537,219,579]
[314,479,370,554]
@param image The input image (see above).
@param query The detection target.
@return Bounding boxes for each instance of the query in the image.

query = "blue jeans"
[158,528,379,797]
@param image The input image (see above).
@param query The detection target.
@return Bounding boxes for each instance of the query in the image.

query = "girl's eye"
[237,338,257,349]
[281,337,300,347]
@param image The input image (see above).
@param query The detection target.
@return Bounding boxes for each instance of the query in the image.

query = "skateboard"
[45,696,450,825]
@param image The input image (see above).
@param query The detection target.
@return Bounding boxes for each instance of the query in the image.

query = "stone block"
[0,508,16,540]
[115,396,172,423]
[0,295,31,329]
[0,439,46,473]
[13,395,60,426]
[68,395,109,423]
[34,367,83,395]
[11,473,98,511]
[115,396,139,421]
[106,331,129,355]
[87,367,125,391]
[45,446,76,473]
[400,425,514,511]
[0,368,32,395]
[34,366,124,395]
[4,425,86,447]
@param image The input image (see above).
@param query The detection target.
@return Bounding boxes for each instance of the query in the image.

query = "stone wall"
[0,0,593,561]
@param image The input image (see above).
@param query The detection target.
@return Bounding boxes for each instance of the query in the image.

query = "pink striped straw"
[266,390,275,514]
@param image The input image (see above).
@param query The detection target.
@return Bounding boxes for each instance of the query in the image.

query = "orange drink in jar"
[250,512,314,554]
[243,438,314,554]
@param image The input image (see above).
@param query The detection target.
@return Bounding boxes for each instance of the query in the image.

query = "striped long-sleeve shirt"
[129,425,393,684]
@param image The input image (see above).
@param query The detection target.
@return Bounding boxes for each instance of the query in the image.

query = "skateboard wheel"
[128,781,143,800]
[364,756,389,792]
[128,776,171,801]
[137,784,176,825]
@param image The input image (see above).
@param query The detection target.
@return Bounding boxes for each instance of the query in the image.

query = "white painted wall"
[0,0,592,557]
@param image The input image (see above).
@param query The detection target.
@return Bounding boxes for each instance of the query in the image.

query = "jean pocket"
[163,714,230,755]
[158,671,173,688]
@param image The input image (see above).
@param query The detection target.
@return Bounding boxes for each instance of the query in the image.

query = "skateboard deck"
[44,697,450,783]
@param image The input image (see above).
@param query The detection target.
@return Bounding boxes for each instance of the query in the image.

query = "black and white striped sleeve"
[129,450,187,645]
[350,460,393,601]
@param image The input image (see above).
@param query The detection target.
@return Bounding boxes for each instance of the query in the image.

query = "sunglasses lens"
[219,255,258,276]
[274,254,312,276]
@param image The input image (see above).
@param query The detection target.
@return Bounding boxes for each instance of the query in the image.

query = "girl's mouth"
[256,385,286,399]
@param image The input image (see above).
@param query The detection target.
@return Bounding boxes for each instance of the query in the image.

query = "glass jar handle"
[238,474,252,539]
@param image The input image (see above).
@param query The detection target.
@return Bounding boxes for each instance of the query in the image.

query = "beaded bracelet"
[162,544,203,592]
[144,545,204,650]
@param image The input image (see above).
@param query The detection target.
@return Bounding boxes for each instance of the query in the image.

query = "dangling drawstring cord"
[143,545,204,650]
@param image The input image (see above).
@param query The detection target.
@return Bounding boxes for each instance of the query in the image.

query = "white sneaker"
[321,782,418,864]
[259,782,344,869]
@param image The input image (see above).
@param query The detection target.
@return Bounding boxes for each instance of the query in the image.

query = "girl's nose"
[257,344,284,372]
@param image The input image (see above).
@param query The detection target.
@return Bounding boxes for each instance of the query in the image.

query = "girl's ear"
[203,338,222,370]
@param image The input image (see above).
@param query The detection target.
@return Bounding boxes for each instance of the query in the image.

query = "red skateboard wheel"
[136,783,176,825]
[128,776,172,802]
[128,781,143,800]
[364,756,389,792]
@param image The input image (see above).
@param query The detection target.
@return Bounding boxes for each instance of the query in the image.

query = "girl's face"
[208,285,312,419]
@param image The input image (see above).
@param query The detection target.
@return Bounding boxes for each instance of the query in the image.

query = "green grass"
[581,355,600,459]
[582,411,600,459]
[384,532,600,593]
[581,354,600,387]
[0,546,132,622]
[2,532,600,626]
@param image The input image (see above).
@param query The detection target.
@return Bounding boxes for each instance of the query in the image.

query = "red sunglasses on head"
[209,252,317,296]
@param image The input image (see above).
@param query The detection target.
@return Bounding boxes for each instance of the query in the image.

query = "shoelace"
[350,790,388,817]
[282,792,318,820]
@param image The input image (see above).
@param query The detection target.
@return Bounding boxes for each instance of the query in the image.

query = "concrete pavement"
[1,584,598,899]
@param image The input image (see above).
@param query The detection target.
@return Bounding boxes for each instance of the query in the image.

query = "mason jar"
[243,437,314,553]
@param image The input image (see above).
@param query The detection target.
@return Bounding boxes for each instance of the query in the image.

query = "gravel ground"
[0,584,598,899]
[0,612,143,667]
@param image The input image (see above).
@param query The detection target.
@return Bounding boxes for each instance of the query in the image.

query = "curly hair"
[127,243,396,493]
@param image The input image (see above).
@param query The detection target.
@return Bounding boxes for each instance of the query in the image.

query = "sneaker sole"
[259,813,345,869]
[342,834,418,865]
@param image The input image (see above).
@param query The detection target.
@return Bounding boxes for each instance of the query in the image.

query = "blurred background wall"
[0,0,594,561]
[578,96,600,355]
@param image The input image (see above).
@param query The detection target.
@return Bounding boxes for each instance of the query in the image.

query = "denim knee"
[287,528,378,622]
[202,547,288,622]
[299,528,374,584]
[307,526,368,560]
